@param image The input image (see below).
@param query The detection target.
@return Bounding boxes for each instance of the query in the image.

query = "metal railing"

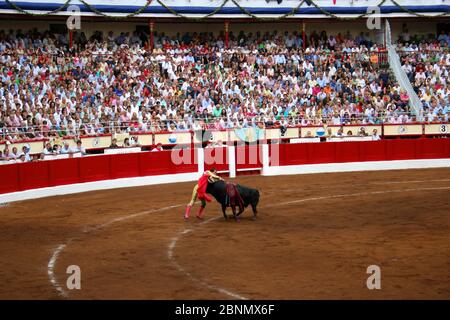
[1,112,445,142]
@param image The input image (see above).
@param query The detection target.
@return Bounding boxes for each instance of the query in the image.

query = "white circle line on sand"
[47,243,69,298]
[167,216,249,300]
[269,186,450,207]
[371,178,450,185]
[47,184,450,299]
[47,204,183,298]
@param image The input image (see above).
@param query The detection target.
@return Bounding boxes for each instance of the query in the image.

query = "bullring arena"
[1,139,450,300]
[1,0,450,303]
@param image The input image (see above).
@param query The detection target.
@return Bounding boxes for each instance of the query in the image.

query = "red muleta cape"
[197,172,212,202]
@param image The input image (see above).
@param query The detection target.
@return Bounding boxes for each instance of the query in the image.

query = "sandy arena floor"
[0,168,449,300]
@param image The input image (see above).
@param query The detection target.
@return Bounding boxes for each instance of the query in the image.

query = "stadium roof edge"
[0,0,448,19]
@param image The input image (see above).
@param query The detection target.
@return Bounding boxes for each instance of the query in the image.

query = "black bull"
[206,180,260,220]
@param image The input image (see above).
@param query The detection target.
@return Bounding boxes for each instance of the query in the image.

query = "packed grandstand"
[0,0,449,162]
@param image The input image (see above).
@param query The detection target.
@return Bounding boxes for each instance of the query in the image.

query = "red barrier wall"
[79,155,111,183]
[235,145,263,170]
[140,148,197,176]
[204,147,229,172]
[1,139,450,196]
[360,141,386,162]
[0,149,197,195]
[275,138,450,166]
[0,165,19,194]
[18,161,50,191]
[49,158,80,187]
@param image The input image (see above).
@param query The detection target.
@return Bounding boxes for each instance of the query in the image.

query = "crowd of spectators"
[0,27,448,159]
[398,30,450,122]
[0,28,407,139]
[0,138,86,163]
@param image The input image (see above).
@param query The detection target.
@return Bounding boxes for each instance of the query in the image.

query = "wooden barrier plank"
[17,161,50,191]
[235,145,262,170]
[171,148,198,174]
[80,135,113,149]
[140,149,197,176]
[0,164,19,194]
[204,147,229,172]
[335,141,362,163]
[307,142,336,164]
[110,153,141,179]
[359,140,387,162]
[155,132,191,145]
[385,139,417,160]
[78,155,111,183]
[48,158,80,187]
[416,138,447,159]
[383,124,422,136]
[133,133,153,146]
[266,128,299,140]
[424,123,450,135]
[276,143,308,166]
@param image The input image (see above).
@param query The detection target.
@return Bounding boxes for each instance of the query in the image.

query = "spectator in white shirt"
[371,129,381,141]
[60,142,72,154]
[43,142,56,155]
[71,140,86,155]
[9,146,20,160]
[20,145,32,162]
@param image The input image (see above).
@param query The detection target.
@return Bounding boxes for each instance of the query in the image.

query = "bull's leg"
[231,205,239,222]
[221,204,228,220]
[251,202,257,220]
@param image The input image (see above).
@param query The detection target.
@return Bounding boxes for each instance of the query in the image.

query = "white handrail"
[385,20,423,120]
